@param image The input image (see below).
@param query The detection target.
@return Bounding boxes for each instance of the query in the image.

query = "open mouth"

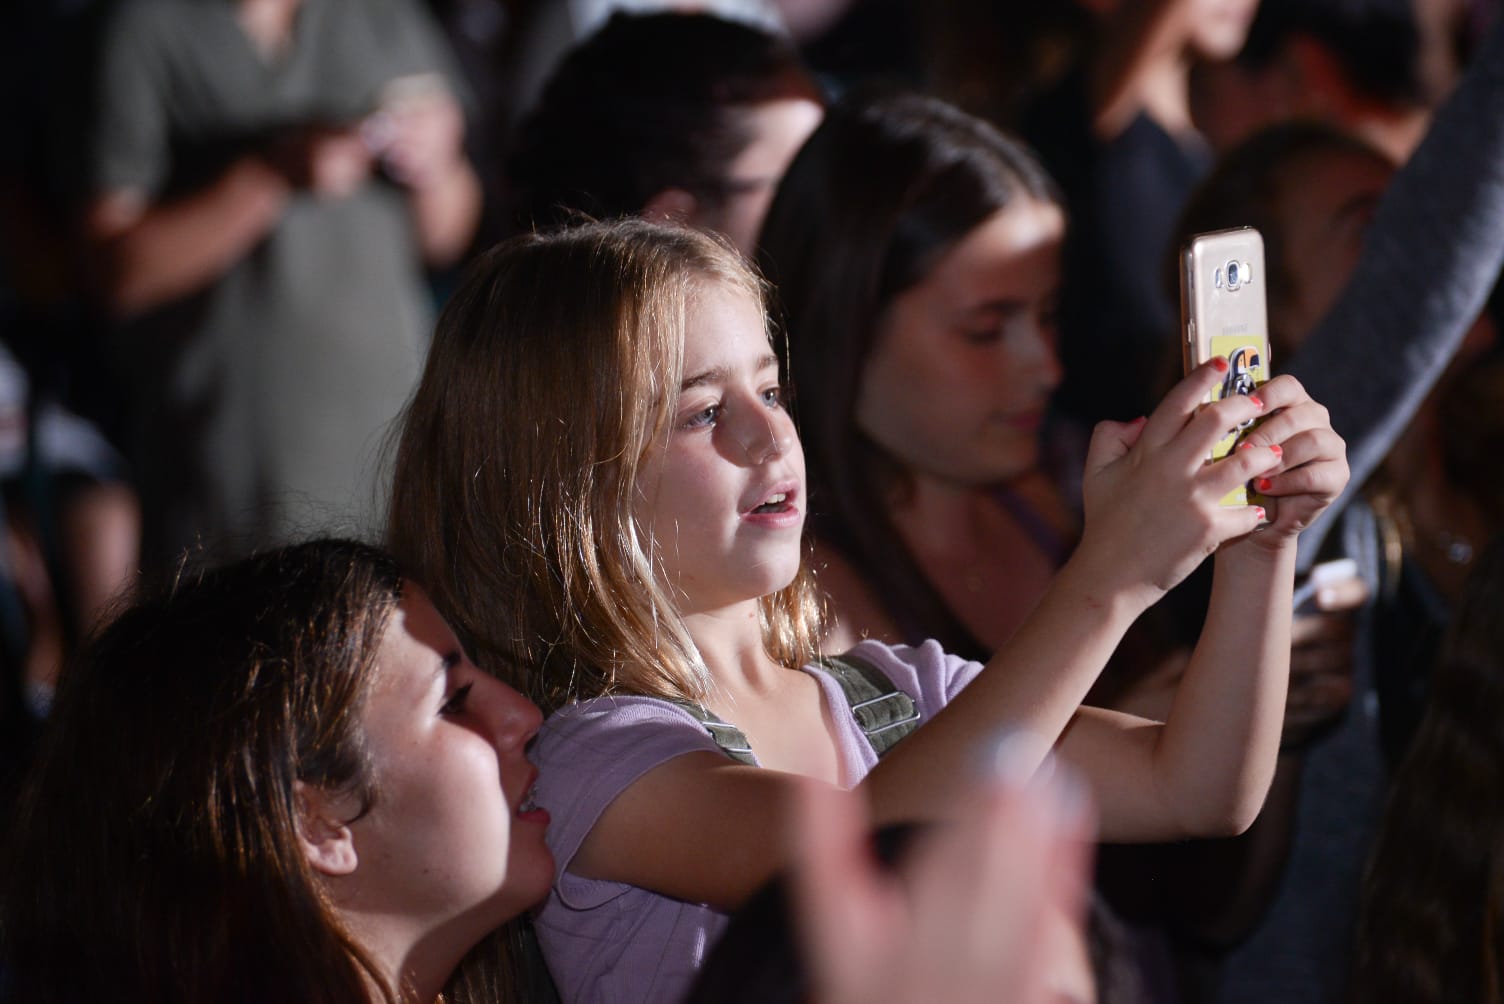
[751,492,789,514]
[517,780,539,815]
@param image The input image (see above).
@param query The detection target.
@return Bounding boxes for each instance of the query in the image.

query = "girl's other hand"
[1075,358,1286,604]
[789,747,1095,1004]
[1231,374,1349,551]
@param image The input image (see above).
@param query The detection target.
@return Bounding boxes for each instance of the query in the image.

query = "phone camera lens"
[1226,260,1241,289]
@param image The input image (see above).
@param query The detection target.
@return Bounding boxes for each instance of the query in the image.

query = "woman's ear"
[641,187,701,227]
[294,780,359,877]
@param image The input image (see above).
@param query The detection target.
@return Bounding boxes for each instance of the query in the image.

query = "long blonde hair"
[388,219,823,713]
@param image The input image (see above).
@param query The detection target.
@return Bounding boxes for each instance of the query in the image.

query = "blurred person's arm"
[372,87,481,267]
[85,160,286,319]
[84,126,376,319]
[1285,15,1504,570]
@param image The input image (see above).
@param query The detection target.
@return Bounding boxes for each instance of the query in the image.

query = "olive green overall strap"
[816,652,921,758]
[671,699,757,765]
[671,653,920,764]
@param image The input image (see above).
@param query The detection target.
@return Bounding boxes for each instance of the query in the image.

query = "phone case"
[1180,227,1271,507]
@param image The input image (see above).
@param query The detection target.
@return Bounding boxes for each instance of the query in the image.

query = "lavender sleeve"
[1285,19,1504,570]
[531,697,723,909]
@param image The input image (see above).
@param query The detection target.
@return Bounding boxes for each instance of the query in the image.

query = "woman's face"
[707,97,824,255]
[634,278,807,614]
[856,198,1065,489]
[345,586,553,943]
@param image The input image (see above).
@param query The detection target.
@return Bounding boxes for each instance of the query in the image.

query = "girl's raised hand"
[1075,358,1287,604]
[1227,374,1349,550]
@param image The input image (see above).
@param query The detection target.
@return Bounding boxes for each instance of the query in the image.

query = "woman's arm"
[85,159,292,318]
[84,125,385,318]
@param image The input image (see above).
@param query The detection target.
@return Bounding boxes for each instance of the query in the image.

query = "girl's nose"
[732,410,792,465]
[486,677,543,750]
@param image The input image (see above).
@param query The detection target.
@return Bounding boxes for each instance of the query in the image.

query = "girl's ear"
[642,187,701,227]
[294,780,359,877]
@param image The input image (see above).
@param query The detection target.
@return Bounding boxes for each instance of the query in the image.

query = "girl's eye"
[683,403,720,429]
[439,682,473,717]
[761,385,785,409]
[961,325,1003,346]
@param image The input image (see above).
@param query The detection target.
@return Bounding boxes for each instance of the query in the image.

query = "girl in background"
[758,91,1075,658]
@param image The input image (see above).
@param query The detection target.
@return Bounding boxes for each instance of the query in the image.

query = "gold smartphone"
[1180,226,1271,507]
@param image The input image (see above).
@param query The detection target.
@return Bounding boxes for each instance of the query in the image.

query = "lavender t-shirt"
[529,638,983,1004]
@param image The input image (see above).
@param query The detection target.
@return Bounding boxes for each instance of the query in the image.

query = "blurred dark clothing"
[1023,67,1211,426]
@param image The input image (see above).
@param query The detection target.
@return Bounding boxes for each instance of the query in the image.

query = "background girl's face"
[709,97,825,255]
[346,587,552,940]
[856,198,1065,489]
[634,279,806,613]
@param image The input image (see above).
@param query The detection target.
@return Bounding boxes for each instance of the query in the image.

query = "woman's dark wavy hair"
[505,10,822,235]
[0,539,520,1004]
[757,90,1058,659]
[1353,532,1504,1003]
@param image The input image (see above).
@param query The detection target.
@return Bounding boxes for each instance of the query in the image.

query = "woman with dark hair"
[758,90,1073,660]
[0,539,553,1004]
[503,10,824,253]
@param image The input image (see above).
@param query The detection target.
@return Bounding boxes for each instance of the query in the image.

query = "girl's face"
[634,279,806,614]
[857,198,1065,489]
[346,587,553,942]
[709,97,824,255]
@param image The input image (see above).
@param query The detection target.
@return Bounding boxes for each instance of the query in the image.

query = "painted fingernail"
[1249,395,1264,409]
[1256,477,1273,492]
[1269,444,1283,458]
[1255,506,1267,522]
[1212,357,1230,373]
[1238,441,1256,450]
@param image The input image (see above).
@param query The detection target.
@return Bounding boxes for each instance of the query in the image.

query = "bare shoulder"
[808,537,904,652]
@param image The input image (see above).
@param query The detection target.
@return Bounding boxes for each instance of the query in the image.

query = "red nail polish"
[1249,395,1264,409]
[1212,356,1230,373]
[1132,415,1148,426]
[1238,441,1255,450]
[1255,506,1266,521]
[1270,444,1283,458]
[1256,477,1273,492]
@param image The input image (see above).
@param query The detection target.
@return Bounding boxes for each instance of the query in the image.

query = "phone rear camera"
[1226,260,1241,289]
